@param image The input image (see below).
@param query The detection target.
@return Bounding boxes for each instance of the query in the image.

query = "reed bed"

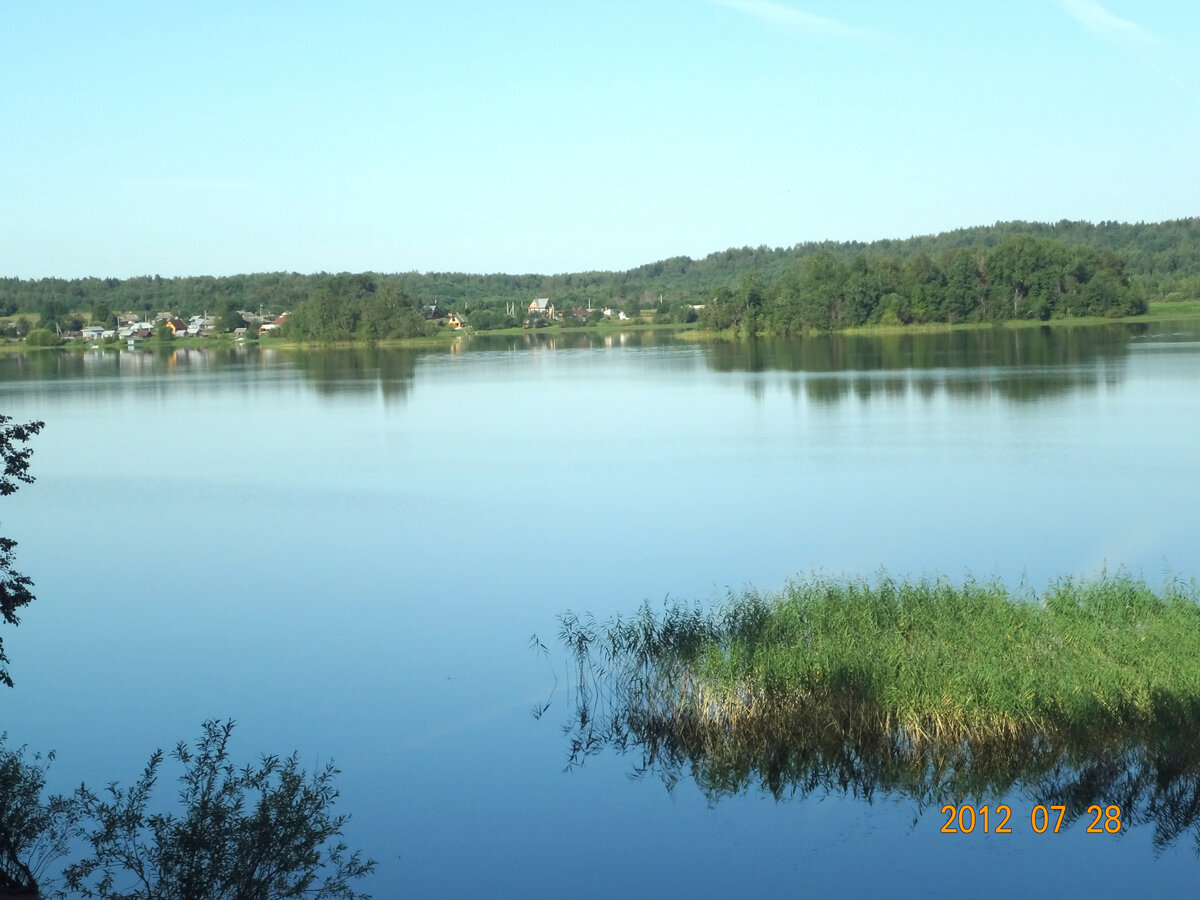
[559,573,1200,756]
[555,573,1200,836]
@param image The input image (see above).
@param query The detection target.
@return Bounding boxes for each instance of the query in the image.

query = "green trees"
[944,249,985,323]
[291,280,430,342]
[23,329,60,347]
[697,286,742,331]
[291,286,354,341]
[0,222,1170,341]
[217,301,248,333]
[908,252,946,323]
[359,283,428,339]
[987,235,1049,320]
[0,218,1193,330]
[90,301,114,329]
[738,238,1141,332]
[841,256,879,327]
[35,299,68,332]
[771,252,846,333]
[63,720,376,900]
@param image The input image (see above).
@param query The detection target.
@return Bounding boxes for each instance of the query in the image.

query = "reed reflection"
[548,576,1200,854]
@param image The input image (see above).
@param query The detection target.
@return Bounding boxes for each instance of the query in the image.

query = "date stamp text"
[940,804,1122,834]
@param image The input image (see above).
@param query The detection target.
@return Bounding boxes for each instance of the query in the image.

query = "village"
[430,297,638,331]
[57,297,646,346]
[67,309,292,344]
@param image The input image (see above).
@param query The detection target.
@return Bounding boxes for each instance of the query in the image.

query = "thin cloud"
[711,0,874,41]
[1055,0,1157,48]
[1054,0,1199,99]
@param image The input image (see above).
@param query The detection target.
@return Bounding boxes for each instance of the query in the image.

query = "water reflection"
[0,322,1194,410]
[287,347,418,402]
[705,326,1132,372]
[705,326,1136,404]
[0,345,420,406]
[466,329,686,353]
[550,627,1200,855]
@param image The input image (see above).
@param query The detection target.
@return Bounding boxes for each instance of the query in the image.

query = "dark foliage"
[0,738,72,894]
[0,416,44,688]
[64,720,376,900]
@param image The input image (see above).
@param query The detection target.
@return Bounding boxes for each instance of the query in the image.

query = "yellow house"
[528,298,554,318]
[448,312,468,330]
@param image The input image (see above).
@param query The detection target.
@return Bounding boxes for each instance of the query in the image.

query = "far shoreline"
[4,300,1200,354]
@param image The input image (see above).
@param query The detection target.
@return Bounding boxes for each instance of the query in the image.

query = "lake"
[2,322,1199,897]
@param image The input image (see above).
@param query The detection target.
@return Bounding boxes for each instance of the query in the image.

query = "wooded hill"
[3,218,1197,338]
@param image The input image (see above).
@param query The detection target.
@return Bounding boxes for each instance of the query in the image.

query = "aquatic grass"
[549,578,1200,854]
[684,573,1200,746]
[558,573,1200,769]
[552,574,1200,847]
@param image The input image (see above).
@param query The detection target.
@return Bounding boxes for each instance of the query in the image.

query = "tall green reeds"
[553,572,1200,818]
[646,573,1200,747]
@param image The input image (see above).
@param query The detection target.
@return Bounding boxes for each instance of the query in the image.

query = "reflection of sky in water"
[0,324,1198,895]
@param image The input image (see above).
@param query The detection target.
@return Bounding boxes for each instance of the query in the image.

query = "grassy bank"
[560,573,1200,751]
[678,299,1200,341]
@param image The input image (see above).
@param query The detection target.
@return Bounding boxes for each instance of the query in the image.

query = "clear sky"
[3,0,1198,279]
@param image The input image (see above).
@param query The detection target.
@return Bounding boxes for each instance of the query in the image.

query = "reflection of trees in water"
[285,347,419,403]
[548,612,1200,854]
[705,325,1136,405]
[0,347,255,383]
[467,329,684,354]
[0,347,276,406]
[0,323,1163,408]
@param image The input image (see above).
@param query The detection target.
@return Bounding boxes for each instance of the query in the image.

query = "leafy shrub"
[64,720,376,900]
[22,329,59,347]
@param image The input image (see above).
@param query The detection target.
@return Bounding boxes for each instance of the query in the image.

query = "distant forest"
[3,218,1198,339]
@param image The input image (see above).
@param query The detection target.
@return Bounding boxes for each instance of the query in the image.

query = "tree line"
[697,235,1144,333]
[3,217,1194,338]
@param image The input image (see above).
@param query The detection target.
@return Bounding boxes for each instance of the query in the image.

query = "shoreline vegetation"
[549,573,1200,820]
[4,218,1200,348]
[3,299,1200,355]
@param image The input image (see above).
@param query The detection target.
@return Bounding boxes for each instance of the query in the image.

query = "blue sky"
[2,0,1197,278]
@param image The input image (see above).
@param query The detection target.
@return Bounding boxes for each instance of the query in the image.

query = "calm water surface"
[1,323,1199,897]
